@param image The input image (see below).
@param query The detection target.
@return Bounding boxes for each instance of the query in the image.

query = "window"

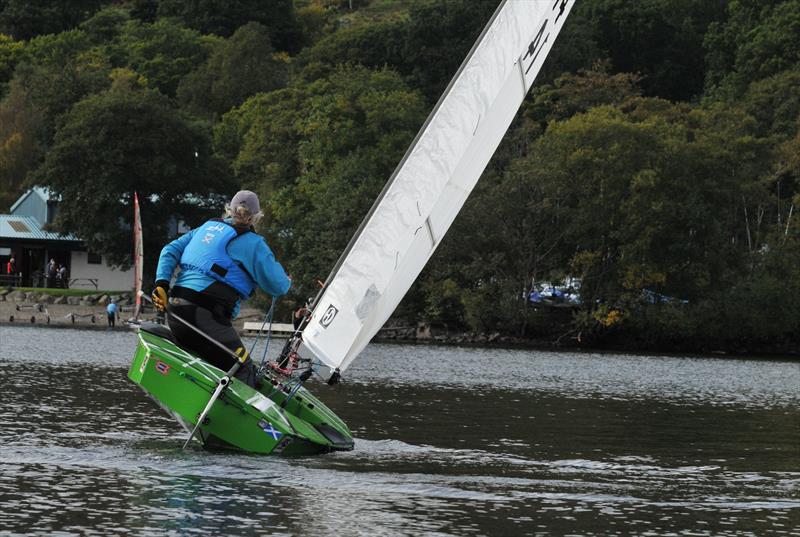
[47,201,59,224]
[87,252,102,264]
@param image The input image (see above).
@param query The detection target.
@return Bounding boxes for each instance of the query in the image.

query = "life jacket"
[179,219,256,298]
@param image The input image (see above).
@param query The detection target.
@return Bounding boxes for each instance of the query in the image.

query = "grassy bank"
[6,287,131,297]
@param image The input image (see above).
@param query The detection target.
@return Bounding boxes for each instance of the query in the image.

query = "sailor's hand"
[151,281,169,312]
[234,346,250,364]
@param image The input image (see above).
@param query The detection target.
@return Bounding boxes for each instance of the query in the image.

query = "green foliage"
[435,97,777,337]
[295,3,333,46]
[704,0,800,96]
[0,84,40,210]
[1,0,797,352]
[7,29,111,143]
[116,18,219,97]
[156,0,302,52]
[301,0,499,103]
[400,0,497,103]
[0,0,103,40]
[32,83,229,268]
[214,88,307,192]
[534,103,770,301]
[531,61,643,125]
[177,22,288,119]
[80,6,131,45]
[742,69,800,138]
[217,65,426,300]
[298,20,405,77]
[726,1,800,90]
[576,0,728,101]
[0,32,22,92]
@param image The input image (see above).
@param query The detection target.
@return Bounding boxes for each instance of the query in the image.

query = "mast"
[302,0,576,381]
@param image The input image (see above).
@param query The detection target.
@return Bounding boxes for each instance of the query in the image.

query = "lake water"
[1,325,798,536]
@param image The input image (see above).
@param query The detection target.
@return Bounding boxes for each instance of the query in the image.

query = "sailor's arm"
[152,230,197,310]
[248,237,291,297]
[155,229,196,284]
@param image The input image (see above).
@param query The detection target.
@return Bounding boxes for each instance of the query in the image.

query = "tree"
[0,0,103,40]
[576,0,728,101]
[401,0,498,103]
[31,78,230,268]
[4,29,111,145]
[116,18,219,97]
[79,6,131,45]
[435,98,773,336]
[0,32,22,94]
[704,0,800,96]
[214,87,307,193]
[177,22,288,119]
[156,0,302,52]
[741,69,800,138]
[530,61,643,126]
[0,84,40,210]
[298,20,405,77]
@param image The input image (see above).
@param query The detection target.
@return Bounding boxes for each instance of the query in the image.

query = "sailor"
[152,190,291,387]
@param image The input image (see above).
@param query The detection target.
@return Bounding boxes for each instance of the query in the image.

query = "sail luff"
[302,0,576,379]
[133,192,143,321]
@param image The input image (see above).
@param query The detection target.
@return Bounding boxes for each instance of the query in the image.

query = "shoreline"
[2,289,797,361]
[2,315,798,362]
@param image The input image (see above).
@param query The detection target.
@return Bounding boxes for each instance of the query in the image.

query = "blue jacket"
[156,219,291,318]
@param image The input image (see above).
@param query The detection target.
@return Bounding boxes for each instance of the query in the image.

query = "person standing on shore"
[6,254,15,275]
[58,264,68,288]
[151,190,291,388]
[46,259,57,288]
[106,300,118,328]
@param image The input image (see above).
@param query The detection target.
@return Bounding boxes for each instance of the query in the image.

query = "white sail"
[302,0,575,379]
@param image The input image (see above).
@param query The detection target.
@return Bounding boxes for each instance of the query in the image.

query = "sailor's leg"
[168,304,258,387]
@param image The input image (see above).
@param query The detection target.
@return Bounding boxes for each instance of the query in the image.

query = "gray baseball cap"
[229,190,260,214]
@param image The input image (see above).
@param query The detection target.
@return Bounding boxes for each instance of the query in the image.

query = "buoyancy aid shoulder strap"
[209,217,252,238]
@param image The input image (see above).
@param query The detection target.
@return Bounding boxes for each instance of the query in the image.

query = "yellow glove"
[234,346,250,364]
[151,282,169,312]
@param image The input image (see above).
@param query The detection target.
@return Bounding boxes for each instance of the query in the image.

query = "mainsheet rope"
[247,296,277,371]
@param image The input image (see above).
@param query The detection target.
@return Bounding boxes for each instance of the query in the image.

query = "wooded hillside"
[2,0,798,352]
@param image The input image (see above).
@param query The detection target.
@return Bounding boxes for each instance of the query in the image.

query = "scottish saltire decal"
[155,361,170,375]
[258,419,283,440]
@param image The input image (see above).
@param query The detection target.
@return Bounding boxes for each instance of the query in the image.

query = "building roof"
[0,214,80,242]
[8,187,52,215]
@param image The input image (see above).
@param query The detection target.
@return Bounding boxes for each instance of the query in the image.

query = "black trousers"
[167,302,258,388]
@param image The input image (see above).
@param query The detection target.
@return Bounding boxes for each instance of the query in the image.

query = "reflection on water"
[1,325,799,536]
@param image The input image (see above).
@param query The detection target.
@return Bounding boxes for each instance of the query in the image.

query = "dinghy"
[128,0,573,454]
[129,322,354,454]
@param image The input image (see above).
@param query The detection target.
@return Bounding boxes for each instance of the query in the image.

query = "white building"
[0,188,133,291]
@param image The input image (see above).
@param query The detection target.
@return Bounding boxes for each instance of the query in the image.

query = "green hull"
[127,324,353,455]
